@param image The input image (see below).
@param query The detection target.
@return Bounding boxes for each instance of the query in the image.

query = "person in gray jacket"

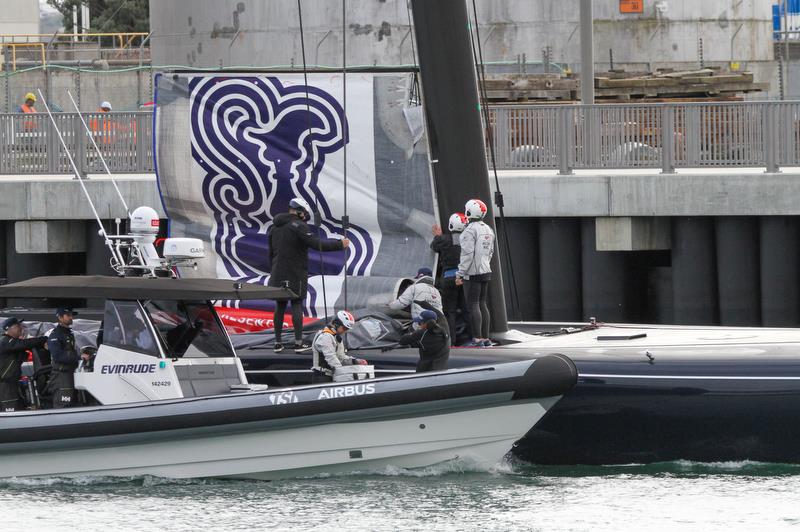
[455,199,496,347]
[388,267,443,326]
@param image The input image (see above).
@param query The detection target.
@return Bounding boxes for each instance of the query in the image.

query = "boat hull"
[0,400,554,480]
[0,356,576,479]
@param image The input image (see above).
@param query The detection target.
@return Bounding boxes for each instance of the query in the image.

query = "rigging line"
[36,88,122,272]
[66,89,130,216]
[342,0,349,310]
[468,0,521,321]
[297,0,329,322]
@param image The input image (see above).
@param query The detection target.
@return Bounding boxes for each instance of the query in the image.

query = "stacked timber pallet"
[593,68,768,100]
[481,68,767,102]
[482,74,580,101]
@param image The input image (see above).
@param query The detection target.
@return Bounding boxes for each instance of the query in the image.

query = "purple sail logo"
[189,76,375,310]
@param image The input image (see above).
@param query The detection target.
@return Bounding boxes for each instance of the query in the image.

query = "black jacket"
[0,334,47,383]
[398,324,450,373]
[48,325,79,371]
[267,212,344,298]
[430,234,461,272]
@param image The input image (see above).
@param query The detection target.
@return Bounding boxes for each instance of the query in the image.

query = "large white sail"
[154,71,437,317]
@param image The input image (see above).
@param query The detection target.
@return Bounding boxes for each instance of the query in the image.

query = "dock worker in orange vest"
[91,101,115,145]
[18,92,37,114]
[19,92,38,132]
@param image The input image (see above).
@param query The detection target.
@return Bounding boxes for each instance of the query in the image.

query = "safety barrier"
[3,102,800,175]
[486,101,800,172]
[0,111,153,174]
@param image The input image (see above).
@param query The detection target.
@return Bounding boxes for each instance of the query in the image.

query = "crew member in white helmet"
[455,199,495,347]
[311,310,367,382]
[268,197,350,352]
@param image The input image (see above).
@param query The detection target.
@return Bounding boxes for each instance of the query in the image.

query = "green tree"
[47,0,150,34]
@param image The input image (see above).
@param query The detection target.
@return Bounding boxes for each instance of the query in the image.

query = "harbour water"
[2,459,799,531]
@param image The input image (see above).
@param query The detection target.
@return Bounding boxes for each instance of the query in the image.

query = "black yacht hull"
[240,342,800,465]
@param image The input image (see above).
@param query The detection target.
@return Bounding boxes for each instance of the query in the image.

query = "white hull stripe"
[580,373,800,381]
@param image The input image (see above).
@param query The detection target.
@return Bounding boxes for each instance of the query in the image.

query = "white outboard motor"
[128,206,163,270]
[103,205,206,278]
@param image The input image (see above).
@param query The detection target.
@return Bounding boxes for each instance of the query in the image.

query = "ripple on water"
[2,459,800,532]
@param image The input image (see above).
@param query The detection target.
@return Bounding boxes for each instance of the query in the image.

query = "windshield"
[144,300,235,358]
[102,300,160,357]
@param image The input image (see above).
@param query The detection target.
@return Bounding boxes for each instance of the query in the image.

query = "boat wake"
[0,458,520,487]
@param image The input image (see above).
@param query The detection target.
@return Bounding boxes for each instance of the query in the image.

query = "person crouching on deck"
[311,310,367,382]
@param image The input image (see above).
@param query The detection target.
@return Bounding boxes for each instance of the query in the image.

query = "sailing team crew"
[268,198,350,353]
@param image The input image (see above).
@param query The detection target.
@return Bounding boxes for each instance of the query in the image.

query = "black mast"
[410,0,509,332]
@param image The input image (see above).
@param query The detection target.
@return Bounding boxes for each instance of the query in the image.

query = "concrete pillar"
[595,217,671,251]
[672,217,718,325]
[498,218,539,321]
[14,221,86,254]
[5,223,52,308]
[85,220,116,275]
[581,218,628,322]
[539,218,582,322]
[716,217,760,326]
[760,216,800,326]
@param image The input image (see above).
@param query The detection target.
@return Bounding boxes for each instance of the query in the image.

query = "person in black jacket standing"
[398,309,450,372]
[0,317,47,411]
[430,212,470,344]
[46,308,88,409]
[268,198,350,352]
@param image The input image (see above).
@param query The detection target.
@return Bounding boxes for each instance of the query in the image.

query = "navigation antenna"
[36,89,124,273]
[37,89,205,278]
[66,89,130,217]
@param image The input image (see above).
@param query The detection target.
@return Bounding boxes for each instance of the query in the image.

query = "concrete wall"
[1,68,153,113]
[0,0,39,35]
[149,0,778,95]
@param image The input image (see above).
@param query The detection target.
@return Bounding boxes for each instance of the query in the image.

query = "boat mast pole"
[36,89,123,272]
[409,0,508,332]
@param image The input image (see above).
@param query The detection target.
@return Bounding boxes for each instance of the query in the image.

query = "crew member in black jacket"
[398,309,450,372]
[268,197,350,352]
[430,212,470,344]
[46,308,88,408]
[0,317,47,411]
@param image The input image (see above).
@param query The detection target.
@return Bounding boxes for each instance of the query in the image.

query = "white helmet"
[289,197,312,220]
[448,212,468,232]
[100,101,112,111]
[334,310,355,329]
[465,199,488,220]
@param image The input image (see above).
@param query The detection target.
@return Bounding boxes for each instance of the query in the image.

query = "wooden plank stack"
[593,68,768,100]
[481,68,768,103]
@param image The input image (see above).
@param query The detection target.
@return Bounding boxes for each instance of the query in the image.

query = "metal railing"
[2,102,800,176]
[0,112,153,175]
[487,101,800,173]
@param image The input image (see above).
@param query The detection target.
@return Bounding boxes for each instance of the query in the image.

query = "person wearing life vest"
[90,101,114,146]
[18,92,36,114]
[19,92,38,132]
[455,199,496,348]
[431,212,470,344]
[311,310,366,382]
[0,317,48,412]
